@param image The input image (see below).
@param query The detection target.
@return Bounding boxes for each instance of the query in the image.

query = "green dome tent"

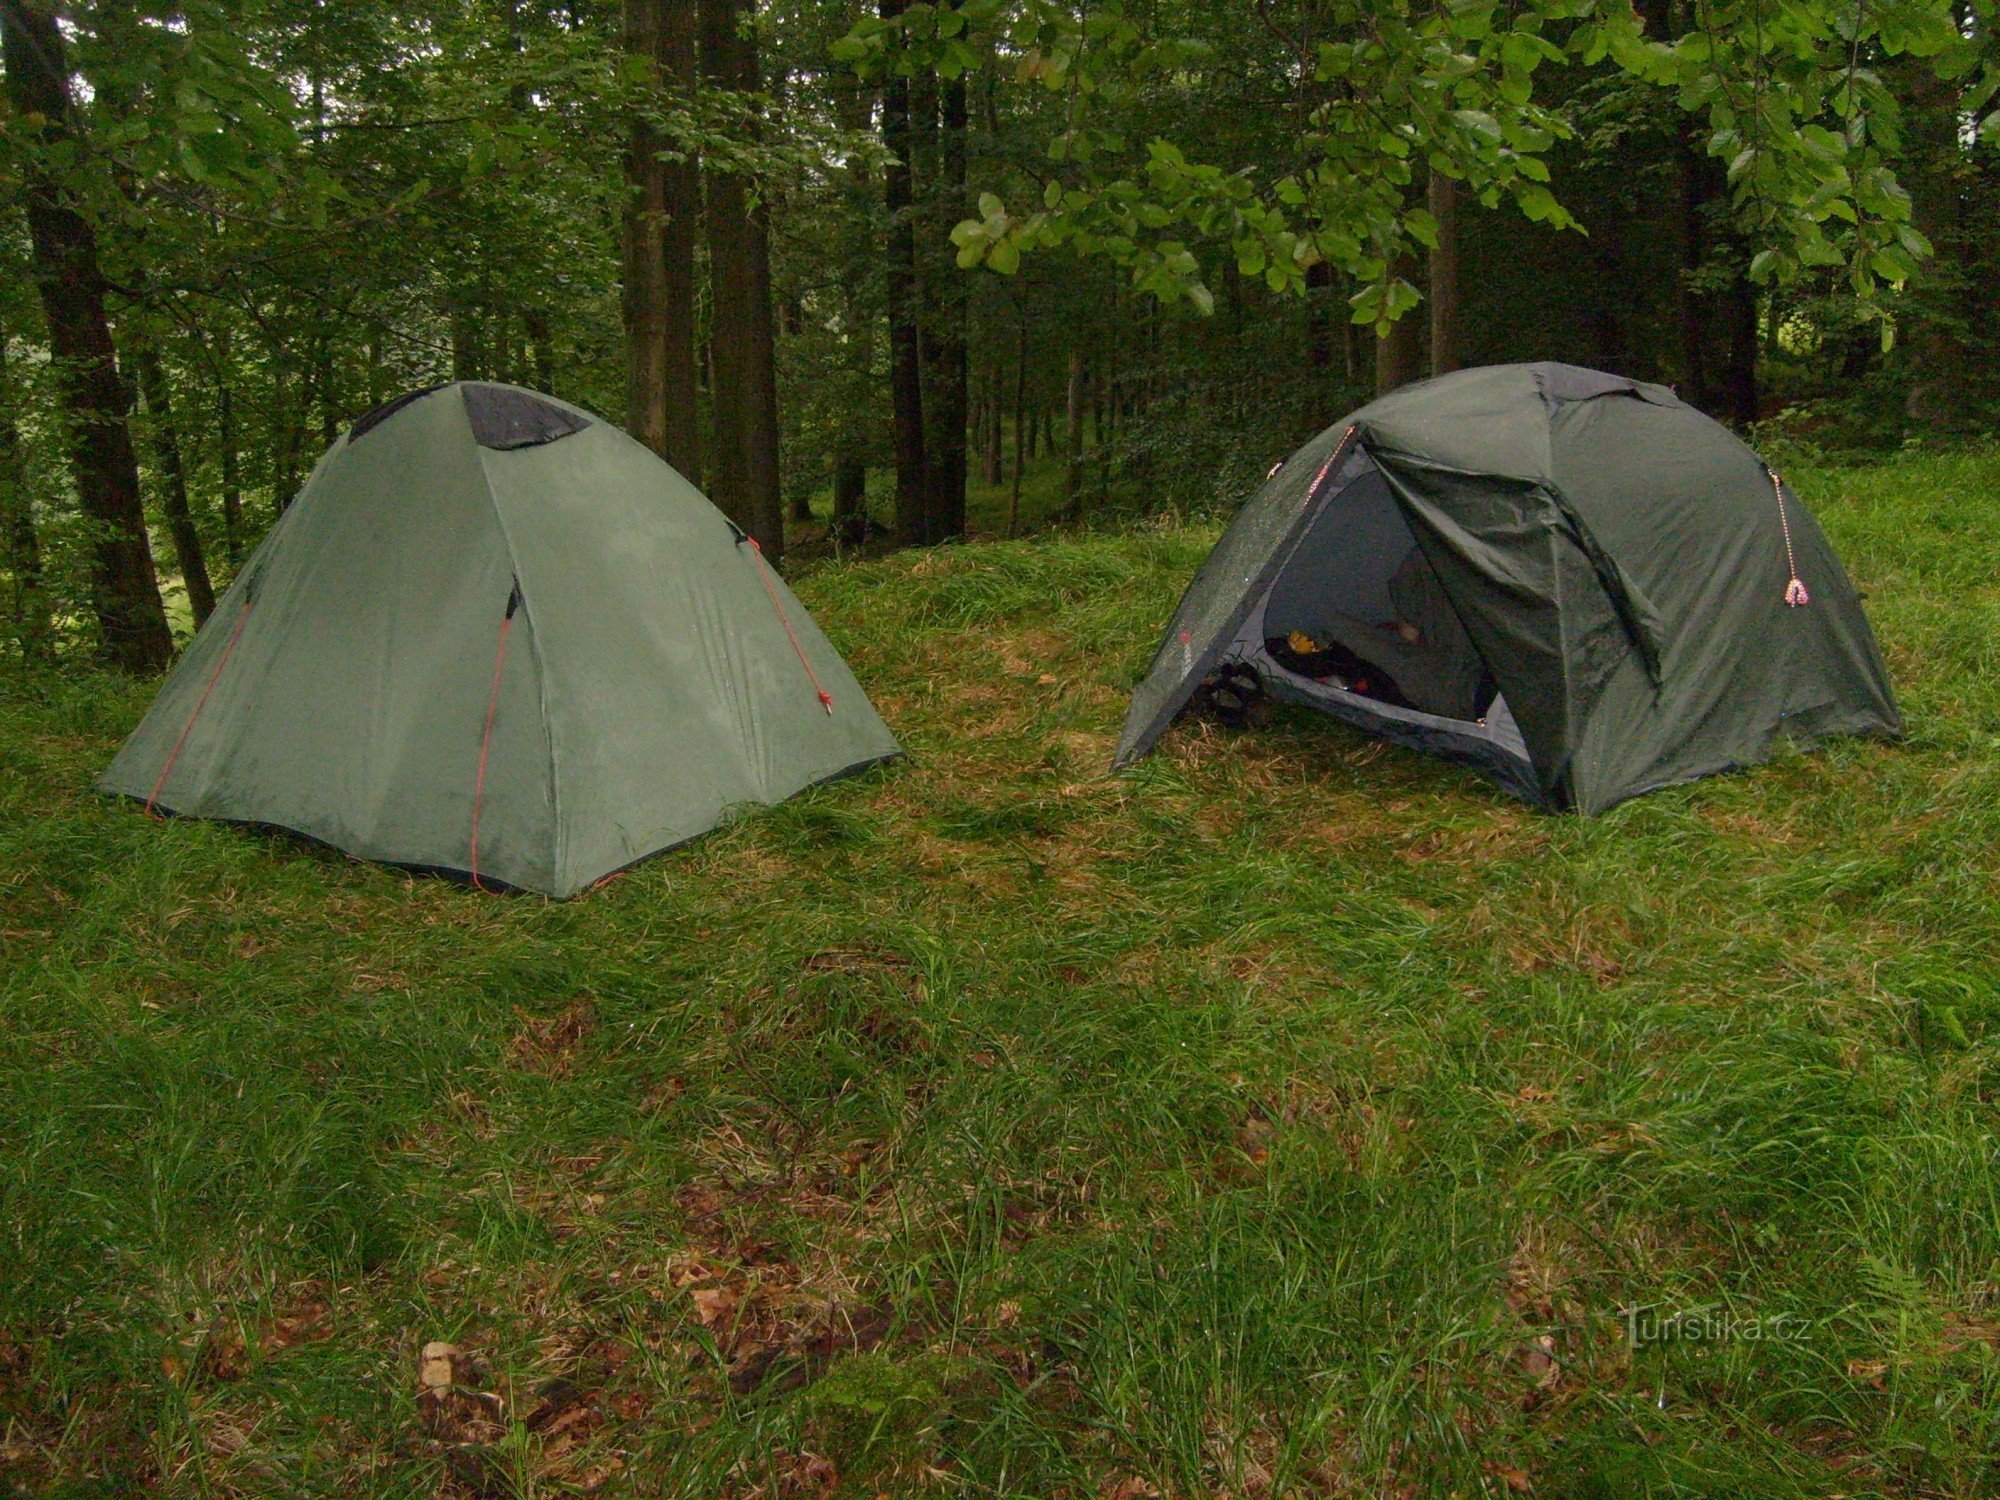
[1115,363,1899,812]
[100,382,901,895]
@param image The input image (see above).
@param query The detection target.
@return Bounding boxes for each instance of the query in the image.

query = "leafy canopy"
[839,0,1997,327]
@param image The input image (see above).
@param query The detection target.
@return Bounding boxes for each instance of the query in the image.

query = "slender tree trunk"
[451,305,482,382]
[984,364,1004,485]
[1008,313,1027,537]
[1,0,171,671]
[880,0,928,543]
[1675,122,1715,411]
[1374,255,1427,395]
[216,352,243,564]
[832,454,866,544]
[622,0,671,455]
[832,66,875,541]
[364,331,387,407]
[699,0,783,558]
[132,339,216,627]
[1583,198,1631,375]
[1304,262,1333,423]
[1722,250,1759,425]
[502,316,524,387]
[924,68,969,539]
[1064,348,1086,504]
[1895,50,1965,429]
[316,333,339,446]
[523,309,557,396]
[660,0,702,474]
[0,330,50,661]
[271,361,302,516]
[1428,172,1461,377]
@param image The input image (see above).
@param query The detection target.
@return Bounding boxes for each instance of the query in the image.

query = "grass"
[3,448,2000,1498]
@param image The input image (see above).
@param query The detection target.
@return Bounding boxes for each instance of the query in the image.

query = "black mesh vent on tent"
[348,385,447,443]
[461,384,590,451]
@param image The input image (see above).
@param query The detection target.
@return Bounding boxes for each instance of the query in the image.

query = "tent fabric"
[1114,362,1900,813]
[100,382,901,896]
[348,384,445,442]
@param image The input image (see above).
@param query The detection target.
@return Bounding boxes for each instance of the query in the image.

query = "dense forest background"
[0,0,1995,673]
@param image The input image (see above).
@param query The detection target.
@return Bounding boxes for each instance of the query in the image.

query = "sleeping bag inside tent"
[1114,363,1900,813]
[99,382,902,895]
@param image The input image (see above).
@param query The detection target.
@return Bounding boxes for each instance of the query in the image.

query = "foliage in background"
[0,0,1993,659]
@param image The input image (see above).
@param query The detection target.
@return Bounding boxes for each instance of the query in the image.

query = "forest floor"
[3,449,1999,1498]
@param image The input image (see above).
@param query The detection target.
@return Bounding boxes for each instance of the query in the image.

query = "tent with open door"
[99,381,901,895]
[1114,363,1899,812]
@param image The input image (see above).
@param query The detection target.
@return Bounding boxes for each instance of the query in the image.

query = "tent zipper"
[468,581,521,892]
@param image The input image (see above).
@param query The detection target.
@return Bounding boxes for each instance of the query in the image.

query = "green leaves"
[951,191,1028,272]
[841,0,1986,334]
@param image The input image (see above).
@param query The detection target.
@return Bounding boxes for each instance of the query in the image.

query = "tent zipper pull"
[1769,469,1810,608]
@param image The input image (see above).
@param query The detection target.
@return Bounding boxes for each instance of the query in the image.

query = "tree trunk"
[1064,348,1086,503]
[925,72,969,540]
[880,0,928,543]
[451,306,482,382]
[1722,249,1759,426]
[699,0,783,559]
[523,309,557,396]
[0,329,51,661]
[1674,123,1715,411]
[1582,198,1631,376]
[217,366,243,565]
[1,0,171,671]
[1895,50,1966,429]
[364,332,386,407]
[315,333,339,446]
[622,0,671,456]
[210,325,245,565]
[271,362,302,516]
[660,1,702,474]
[1374,256,1427,395]
[984,364,1004,486]
[831,454,867,544]
[132,339,216,628]
[1008,313,1027,537]
[1303,262,1333,422]
[1428,172,1461,377]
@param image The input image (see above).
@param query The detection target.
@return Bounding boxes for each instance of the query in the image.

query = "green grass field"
[4,450,1999,1498]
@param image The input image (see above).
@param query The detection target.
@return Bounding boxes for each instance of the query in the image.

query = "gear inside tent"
[99,382,902,895]
[1115,363,1900,813]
